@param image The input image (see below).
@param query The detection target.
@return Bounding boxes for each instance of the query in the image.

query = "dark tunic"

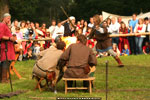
[89,27,112,52]
[63,22,75,37]
[60,43,97,78]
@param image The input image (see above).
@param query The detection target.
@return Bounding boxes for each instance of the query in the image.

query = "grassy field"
[0,55,150,100]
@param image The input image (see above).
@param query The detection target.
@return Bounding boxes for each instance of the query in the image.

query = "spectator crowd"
[10,13,150,61]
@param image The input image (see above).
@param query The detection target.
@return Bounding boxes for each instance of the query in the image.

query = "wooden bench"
[62,77,95,94]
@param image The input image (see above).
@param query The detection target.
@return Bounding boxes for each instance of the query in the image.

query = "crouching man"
[59,35,97,88]
[32,41,66,91]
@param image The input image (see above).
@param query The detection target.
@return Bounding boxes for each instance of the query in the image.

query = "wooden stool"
[9,53,22,79]
[63,77,95,94]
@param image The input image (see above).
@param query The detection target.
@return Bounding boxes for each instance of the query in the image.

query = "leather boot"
[1,67,9,83]
[114,56,124,67]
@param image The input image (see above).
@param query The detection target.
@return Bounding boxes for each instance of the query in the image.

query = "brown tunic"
[89,27,112,50]
[60,43,97,78]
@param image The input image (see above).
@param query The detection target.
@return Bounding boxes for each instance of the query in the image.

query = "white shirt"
[108,22,120,34]
[49,25,56,36]
[88,23,94,28]
[134,24,146,38]
[52,25,64,39]
[82,27,87,35]
[146,24,150,32]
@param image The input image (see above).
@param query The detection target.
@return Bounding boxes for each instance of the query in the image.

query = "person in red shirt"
[143,42,150,55]
[0,13,16,83]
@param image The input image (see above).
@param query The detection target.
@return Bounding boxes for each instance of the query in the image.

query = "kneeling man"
[32,41,66,90]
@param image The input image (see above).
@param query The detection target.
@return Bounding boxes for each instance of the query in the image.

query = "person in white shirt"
[11,19,19,34]
[144,17,150,43]
[52,21,64,41]
[49,20,56,36]
[82,21,88,35]
[88,17,94,28]
[108,17,120,45]
[134,18,146,54]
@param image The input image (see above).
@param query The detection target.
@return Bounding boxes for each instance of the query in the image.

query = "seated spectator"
[121,44,130,56]
[76,29,83,35]
[33,42,41,56]
[44,29,52,49]
[86,26,96,49]
[112,43,120,57]
[14,27,23,40]
[59,35,97,88]
[14,27,23,61]
[23,48,36,60]
[25,28,36,40]
[143,42,150,55]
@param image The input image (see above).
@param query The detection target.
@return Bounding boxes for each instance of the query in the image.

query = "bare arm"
[60,19,69,25]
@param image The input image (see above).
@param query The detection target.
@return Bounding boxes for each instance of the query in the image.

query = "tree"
[8,0,73,26]
[0,0,9,21]
[3,0,150,25]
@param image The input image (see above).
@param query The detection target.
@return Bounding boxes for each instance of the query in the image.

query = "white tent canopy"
[102,11,150,25]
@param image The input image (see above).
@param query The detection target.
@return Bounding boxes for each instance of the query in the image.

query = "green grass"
[0,55,150,100]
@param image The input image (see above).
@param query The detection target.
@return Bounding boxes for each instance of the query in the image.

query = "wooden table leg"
[12,66,22,79]
[89,80,92,94]
[65,80,67,94]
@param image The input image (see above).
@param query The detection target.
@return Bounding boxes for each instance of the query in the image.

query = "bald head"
[111,17,116,24]
[3,13,11,18]
[2,13,11,25]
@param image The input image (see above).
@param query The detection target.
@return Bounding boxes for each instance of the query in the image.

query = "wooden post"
[106,61,109,100]
[89,80,92,94]
[65,80,67,94]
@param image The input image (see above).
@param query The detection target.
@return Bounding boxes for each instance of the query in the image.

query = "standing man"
[64,16,76,37]
[0,13,16,83]
[49,20,56,36]
[128,13,138,55]
[108,17,120,46]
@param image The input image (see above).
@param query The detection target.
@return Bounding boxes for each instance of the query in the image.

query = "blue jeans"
[135,37,144,54]
[128,36,136,55]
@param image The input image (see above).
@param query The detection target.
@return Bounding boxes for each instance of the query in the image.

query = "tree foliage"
[6,0,150,26]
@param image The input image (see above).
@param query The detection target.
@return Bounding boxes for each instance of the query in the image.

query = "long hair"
[93,14,101,26]
[120,21,127,32]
